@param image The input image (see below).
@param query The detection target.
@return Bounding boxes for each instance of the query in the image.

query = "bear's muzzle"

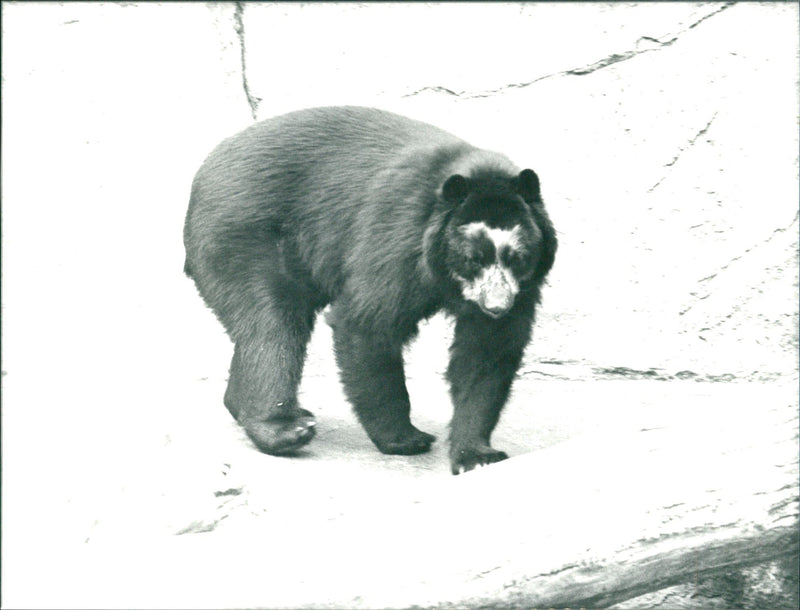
[459,263,519,318]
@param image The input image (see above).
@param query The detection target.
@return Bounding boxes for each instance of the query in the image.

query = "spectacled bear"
[183,106,556,474]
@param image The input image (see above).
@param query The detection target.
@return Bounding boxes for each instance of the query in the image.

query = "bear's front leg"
[332,322,436,455]
[447,309,532,474]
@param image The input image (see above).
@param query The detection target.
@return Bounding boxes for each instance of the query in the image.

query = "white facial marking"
[460,222,523,252]
[454,222,527,317]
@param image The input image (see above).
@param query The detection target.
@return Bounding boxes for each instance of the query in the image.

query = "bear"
[183,106,556,474]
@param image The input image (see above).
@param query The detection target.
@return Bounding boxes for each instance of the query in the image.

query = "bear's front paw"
[243,409,317,456]
[373,426,436,456]
[450,446,508,475]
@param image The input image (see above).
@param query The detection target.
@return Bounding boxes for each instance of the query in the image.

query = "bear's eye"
[499,247,516,266]
[502,248,532,274]
[466,246,493,268]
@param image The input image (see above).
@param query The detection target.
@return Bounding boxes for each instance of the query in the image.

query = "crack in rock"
[685,2,738,31]
[648,112,719,192]
[694,212,798,286]
[174,514,229,535]
[524,360,782,383]
[680,211,800,316]
[234,2,260,120]
[563,49,643,76]
[214,486,244,497]
[664,114,717,169]
[403,78,548,100]
[403,2,736,100]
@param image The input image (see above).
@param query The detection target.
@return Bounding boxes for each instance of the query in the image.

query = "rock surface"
[2,2,797,608]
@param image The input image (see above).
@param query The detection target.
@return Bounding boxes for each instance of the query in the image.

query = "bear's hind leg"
[225,306,317,455]
[332,323,435,455]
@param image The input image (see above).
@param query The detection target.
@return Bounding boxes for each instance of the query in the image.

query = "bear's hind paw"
[243,414,317,456]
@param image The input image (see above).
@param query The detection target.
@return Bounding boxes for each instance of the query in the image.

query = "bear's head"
[439,168,556,318]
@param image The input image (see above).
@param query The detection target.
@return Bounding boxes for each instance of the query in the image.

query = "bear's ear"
[441,174,470,205]
[516,168,541,204]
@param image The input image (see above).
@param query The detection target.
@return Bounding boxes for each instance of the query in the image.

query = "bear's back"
[189,107,468,223]
[259,106,462,158]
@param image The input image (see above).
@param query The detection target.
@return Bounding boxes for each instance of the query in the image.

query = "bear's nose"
[479,265,515,317]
